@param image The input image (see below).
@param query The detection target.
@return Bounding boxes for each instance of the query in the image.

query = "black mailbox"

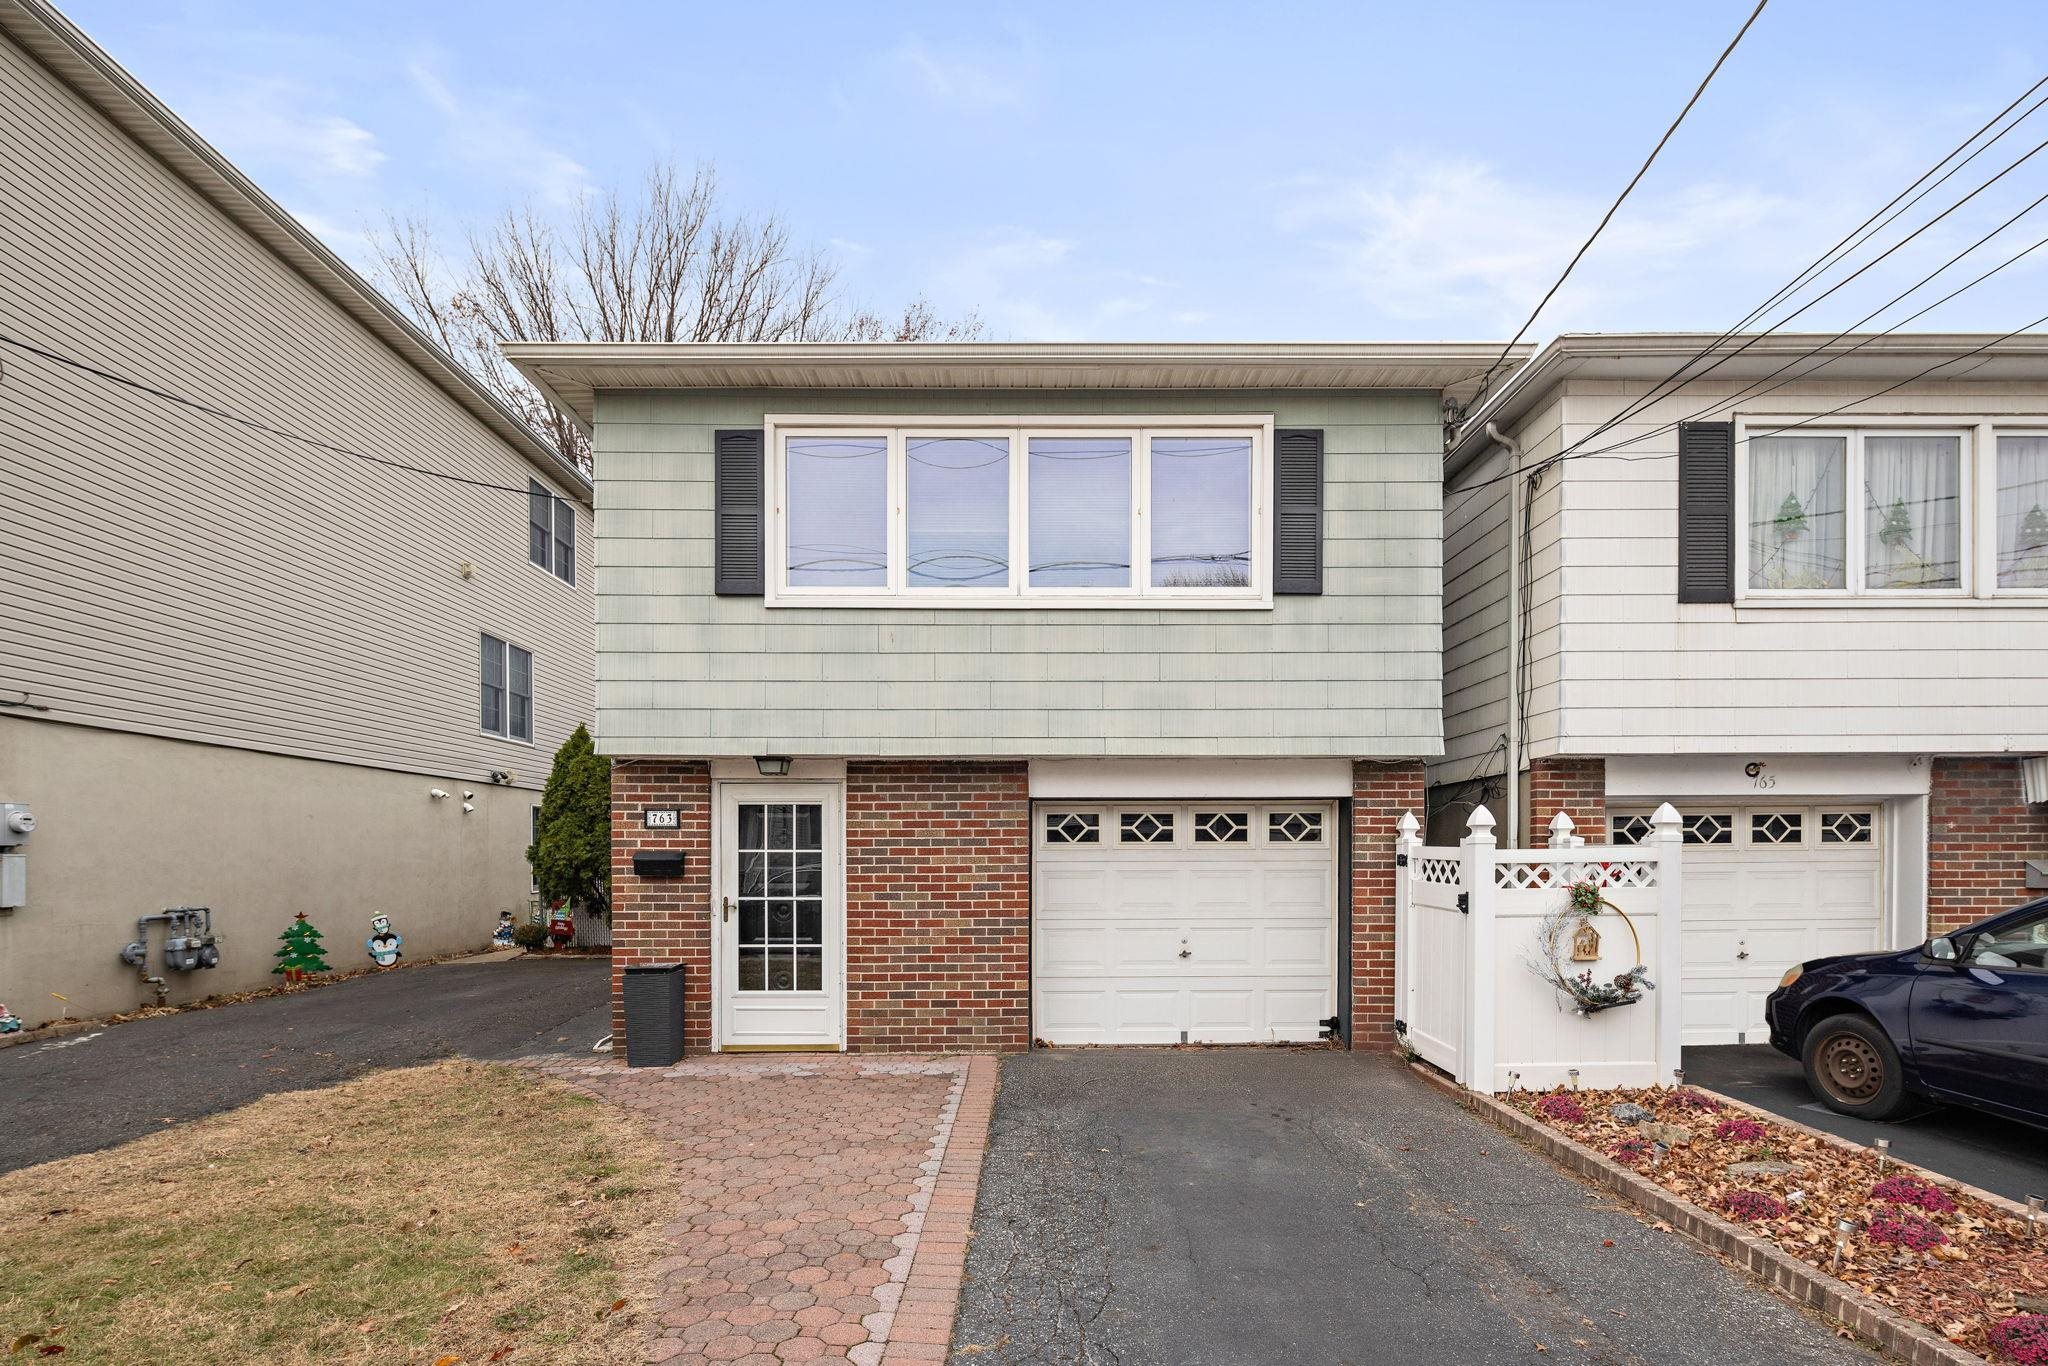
[632,849,686,878]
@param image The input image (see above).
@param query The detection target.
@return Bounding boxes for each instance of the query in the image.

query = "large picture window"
[1741,427,1970,597]
[768,419,1271,606]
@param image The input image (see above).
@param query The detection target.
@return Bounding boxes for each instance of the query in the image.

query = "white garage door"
[1033,802,1337,1045]
[1612,807,1884,1046]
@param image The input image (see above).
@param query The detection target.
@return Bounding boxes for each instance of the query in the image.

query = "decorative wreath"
[1527,877,1655,1016]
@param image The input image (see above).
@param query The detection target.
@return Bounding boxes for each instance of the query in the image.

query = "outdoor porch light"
[755,755,793,777]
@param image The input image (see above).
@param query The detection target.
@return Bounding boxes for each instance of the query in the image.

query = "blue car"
[1765,897,2048,1128]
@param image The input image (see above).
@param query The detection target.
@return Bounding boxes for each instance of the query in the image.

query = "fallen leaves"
[1511,1084,2047,1361]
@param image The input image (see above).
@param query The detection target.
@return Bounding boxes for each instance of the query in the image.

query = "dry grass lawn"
[0,1060,669,1364]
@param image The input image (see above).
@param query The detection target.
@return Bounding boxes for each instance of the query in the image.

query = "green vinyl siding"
[592,387,1443,757]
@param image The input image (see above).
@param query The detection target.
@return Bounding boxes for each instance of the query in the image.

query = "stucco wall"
[0,717,538,1026]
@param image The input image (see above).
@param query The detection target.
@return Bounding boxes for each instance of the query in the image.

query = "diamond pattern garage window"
[1045,812,1100,845]
[1120,811,1175,844]
[1610,814,1654,846]
[1268,811,1323,843]
[1751,812,1803,845]
[1194,811,1249,844]
[1821,811,1873,844]
[1684,813,1734,845]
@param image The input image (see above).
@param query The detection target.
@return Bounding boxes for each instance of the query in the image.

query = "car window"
[1966,908,2048,969]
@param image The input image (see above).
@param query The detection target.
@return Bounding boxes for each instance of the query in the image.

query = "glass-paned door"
[718,783,842,1049]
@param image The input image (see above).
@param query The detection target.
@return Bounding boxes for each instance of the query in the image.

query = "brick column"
[1526,756,1607,846]
[845,760,1031,1053]
[1928,756,2048,936]
[609,760,712,1053]
[1350,759,1426,1050]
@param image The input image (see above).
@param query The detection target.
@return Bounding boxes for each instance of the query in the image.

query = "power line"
[1547,72,2048,461]
[0,330,558,497]
[1473,0,1770,401]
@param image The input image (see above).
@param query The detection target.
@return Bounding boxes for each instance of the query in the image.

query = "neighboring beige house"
[0,0,594,1025]
[1436,331,2048,1046]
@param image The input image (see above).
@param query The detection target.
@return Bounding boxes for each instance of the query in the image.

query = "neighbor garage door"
[1612,806,1884,1046]
[1033,802,1338,1045]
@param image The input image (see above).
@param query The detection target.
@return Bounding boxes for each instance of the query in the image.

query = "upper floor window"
[1744,429,1966,595]
[481,633,533,742]
[767,418,1270,607]
[528,480,576,585]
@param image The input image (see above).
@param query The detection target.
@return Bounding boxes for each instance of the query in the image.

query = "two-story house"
[1438,332,2048,1046]
[504,341,1524,1052]
[0,0,594,1024]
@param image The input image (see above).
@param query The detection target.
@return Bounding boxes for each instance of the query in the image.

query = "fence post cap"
[1650,801,1683,833]
[1396,810,1421,839]
[1547,811,1575,845]
[1466,804,1496,836]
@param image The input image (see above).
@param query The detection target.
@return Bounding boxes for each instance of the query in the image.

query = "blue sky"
[61,1,2048,343]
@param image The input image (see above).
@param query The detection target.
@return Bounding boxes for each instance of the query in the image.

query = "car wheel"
[1801,1013,1911,1120]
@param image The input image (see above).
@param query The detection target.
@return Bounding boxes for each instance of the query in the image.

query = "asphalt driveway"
[952,1049,1876,1366]
[1685,1043,2048,1204]
[0,954,608,1174]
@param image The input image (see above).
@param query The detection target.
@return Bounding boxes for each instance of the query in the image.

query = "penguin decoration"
[366,914,404,968]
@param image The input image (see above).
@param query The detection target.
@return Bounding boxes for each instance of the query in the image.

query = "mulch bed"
[1508,1086,2048,1363]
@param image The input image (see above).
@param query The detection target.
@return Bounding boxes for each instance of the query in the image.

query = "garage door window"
[1820,812,1873,843]
[1044,812,1100,844]
[1268,810,1324,843]
[1120,811,1176,844]
[1613,808,1873,849]
[1194,811,1250,843]
[1751,812,1803,844]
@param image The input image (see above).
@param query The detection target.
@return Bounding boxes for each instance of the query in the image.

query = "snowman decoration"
[492,910,516,948]
[366,914,404,968]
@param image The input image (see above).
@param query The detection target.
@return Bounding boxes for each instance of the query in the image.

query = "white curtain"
[1864,435,1961,590]
[1999,436,2048,589]
[1748,436,1846,590]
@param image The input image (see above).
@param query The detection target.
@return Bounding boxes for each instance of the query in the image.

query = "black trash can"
[621,962,686,1067]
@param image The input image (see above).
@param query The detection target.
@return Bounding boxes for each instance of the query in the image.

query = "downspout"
[1486,421,1522,847]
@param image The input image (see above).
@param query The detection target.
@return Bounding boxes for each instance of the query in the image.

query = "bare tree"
[372,161,983,467]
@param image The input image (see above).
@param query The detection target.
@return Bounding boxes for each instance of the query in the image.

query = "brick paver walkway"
[528,1053,996,1366]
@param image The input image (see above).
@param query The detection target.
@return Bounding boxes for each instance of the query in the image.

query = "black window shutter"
[1677,421,1735,603]
[1273,428,1324,595]
[713,429,766,596]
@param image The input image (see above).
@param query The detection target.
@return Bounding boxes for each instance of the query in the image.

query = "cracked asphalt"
[950,1049,1879,1366]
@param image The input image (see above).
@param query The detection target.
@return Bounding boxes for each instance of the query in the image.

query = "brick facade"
[609,760,714,1050]
[1927,756,2048,936]
[844,761,1030,1052]
[1526,755,1607,846]
[610,756,1419,1056]
[1350,759,1426,1049]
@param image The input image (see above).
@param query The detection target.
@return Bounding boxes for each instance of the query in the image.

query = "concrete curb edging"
[1409,1064,1989,1366]
[879,1054,999,1365]
[0,1018,98,1051]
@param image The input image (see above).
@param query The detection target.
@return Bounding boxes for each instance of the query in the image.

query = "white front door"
[1612,806,1885,1046]
[1032,802,1338,1045]
[716,782,844,1050]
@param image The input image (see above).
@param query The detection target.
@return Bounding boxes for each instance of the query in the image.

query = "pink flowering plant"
[1720,1189,1786,1222]
[1867,1209,1949,1251]
[1608,1137,1655,1167]
[1661,1088,1725,1113]
[1712,1116,1768,1143]
[1869,1175,1959,1215]
[1990,1313,2048,1366]
[1533,1092,1588,1124]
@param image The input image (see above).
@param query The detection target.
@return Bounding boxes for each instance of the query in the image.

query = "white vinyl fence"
[1394,805,1684,1092]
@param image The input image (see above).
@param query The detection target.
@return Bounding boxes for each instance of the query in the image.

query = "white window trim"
[1734,419,1973,603]
[1731,415,2048,605]
[480,631,536,745]
[527,479,576,587]
[763,413,1275,610]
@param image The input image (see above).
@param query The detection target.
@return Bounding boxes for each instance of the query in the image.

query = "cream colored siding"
[1550,377,2048,754]
[0,33,592,786]
[594,388,1443,757]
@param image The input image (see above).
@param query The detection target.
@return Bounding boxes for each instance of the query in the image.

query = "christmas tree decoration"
[1775,492,1809,540]
[1877,496,1913,548]
[2022,502,2048,552]
[366,914,404,967]
[272,912,330,983]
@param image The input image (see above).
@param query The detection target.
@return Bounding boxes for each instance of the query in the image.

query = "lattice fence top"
[1416,856,1461,886]
[1492,859,1659,890]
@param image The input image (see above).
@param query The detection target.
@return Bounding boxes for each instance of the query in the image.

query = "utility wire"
[1473,0,1770,402]
[0,330,556,497]
[1545,72,2048,461]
